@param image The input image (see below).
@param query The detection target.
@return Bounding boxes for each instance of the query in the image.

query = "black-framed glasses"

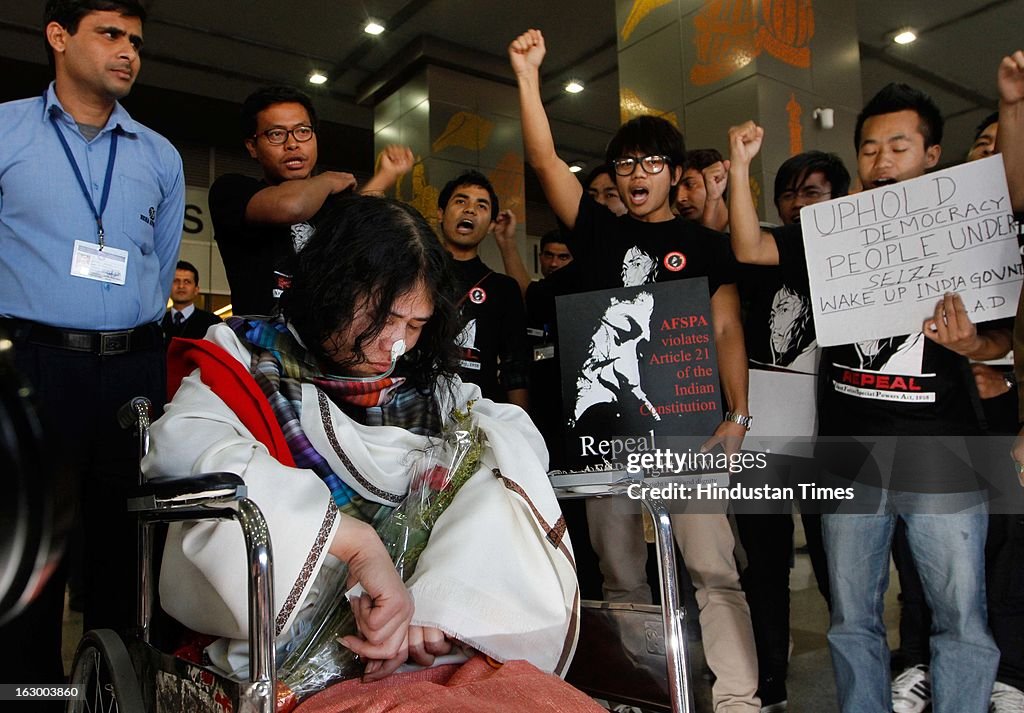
[612,154,670,176]
[254,125,315,145]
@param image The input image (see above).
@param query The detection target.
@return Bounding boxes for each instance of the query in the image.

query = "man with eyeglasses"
[773,150,849,226]
[0,0,184,695]
[511,29,760,712]
[210,86,413,316]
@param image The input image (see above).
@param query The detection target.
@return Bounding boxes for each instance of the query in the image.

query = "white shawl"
[143,325,579,678]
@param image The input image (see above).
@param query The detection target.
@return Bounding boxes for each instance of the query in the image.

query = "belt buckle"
[99,331,130,355]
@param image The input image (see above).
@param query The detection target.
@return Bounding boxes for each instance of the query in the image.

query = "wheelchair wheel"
[67,629,144,713]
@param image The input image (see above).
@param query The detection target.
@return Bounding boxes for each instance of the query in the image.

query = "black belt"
[1,319,162,355]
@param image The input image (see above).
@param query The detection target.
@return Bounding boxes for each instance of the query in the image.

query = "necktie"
[173,311,184,327]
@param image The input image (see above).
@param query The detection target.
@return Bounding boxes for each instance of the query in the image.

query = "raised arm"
[492,209,532,297]
[726,121,780,265]
[510,29,583,228]
[244,171,357,224]
[998,50,1024,212]
[701,160,731,232]
[360,145,415,196]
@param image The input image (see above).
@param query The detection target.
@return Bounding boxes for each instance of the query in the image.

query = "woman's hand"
[407,625,453,667]
[329,517,413,673]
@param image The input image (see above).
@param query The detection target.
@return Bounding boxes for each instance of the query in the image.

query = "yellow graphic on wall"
[404,161,441,230]
[489,151,525,217]
[432,111,495,154]
[619,87,680,127]
[395,109,525,234]
[621,0,674,42]
[691,0,814,86]
[786,93,803,156]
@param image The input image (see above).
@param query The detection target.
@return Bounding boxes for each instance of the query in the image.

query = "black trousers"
[0,333,165,691]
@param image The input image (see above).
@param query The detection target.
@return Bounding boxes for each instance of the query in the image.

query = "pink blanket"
[291,656,604,713]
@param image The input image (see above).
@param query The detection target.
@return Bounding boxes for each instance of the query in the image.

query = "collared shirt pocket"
[120,173,160,255]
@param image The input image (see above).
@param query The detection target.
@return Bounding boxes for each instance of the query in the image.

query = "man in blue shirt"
[0,0,184,690]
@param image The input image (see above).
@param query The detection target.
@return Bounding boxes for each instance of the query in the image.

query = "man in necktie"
[162,260,222,346]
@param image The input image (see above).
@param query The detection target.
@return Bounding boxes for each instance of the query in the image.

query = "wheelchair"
[65,397,694,713]
[66,396,276,713]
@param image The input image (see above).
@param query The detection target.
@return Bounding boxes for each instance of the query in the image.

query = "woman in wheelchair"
[142,196,598,710]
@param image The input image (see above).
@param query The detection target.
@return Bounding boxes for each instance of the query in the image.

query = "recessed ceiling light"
[308,71,328,85]
[364,20,385,36]
[569,162,584,173]
[564,80,584,94]
[892,29,917,45]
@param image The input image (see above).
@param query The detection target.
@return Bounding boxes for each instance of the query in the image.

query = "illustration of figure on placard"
[572,292,660,427]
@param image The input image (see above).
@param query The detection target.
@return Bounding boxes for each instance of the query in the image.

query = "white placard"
[800,155,1019,346]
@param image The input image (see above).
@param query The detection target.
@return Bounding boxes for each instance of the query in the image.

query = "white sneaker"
[892,664,931,713]
[991,681,1024,712]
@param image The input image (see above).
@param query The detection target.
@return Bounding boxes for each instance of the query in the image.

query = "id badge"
[70,240,128,285]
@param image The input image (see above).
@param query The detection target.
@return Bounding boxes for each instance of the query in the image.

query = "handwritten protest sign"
[800,155,1019,346]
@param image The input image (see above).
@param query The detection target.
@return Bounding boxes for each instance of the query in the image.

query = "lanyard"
[50,115,118,249]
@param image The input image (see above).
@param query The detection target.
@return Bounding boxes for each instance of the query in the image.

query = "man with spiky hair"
[728,81,1007,713]
[512,28,759,713]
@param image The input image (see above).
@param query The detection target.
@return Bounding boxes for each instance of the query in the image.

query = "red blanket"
[167,337,295,467]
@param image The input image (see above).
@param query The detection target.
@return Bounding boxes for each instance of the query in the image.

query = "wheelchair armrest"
[127,472,246,512]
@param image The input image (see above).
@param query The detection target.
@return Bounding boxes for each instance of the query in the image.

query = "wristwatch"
[724,411,753,431]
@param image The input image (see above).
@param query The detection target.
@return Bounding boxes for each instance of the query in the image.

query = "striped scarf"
[227,316,431,516]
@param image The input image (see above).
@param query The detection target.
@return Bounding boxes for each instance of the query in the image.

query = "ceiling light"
[308,71,328,85]
[364,20,386,36]
[569,162,585,174]
[564,80,584,94]
[892,29,917,45]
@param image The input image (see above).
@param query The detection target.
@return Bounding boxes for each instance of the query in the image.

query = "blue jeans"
[823,491,998,713]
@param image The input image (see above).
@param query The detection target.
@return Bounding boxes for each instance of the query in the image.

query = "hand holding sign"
[922,293,980,356]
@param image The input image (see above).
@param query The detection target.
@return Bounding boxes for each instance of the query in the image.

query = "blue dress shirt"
[0,83,185,330]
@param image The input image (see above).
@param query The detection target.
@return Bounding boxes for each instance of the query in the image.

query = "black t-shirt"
[539,197,736,469]
[209,174,320,317]
[773,224,982,438]
[563,195,738,293]
[450,256,530,402]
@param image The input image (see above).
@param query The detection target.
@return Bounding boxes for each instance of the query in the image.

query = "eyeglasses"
[254,125,315,145]
[778,187,831,202]
[612,155,670,176]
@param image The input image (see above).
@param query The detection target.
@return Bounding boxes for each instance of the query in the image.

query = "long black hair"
[281,196,460,391]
